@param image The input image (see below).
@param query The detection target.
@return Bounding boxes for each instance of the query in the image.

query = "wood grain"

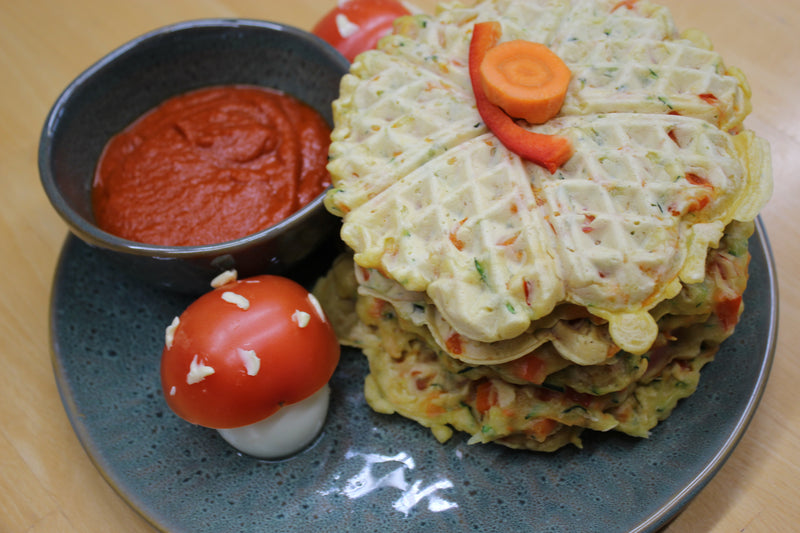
[1,1,796,531]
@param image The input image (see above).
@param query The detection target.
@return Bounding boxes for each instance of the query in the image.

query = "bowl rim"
[38,18,349,259]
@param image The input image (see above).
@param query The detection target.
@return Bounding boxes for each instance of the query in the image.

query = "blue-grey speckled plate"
[50,218,777,533]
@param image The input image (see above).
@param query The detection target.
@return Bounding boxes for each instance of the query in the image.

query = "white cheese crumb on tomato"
[187,354,215,384]
[211,269,238,288]
[335,13,359,38]
[222,291,250,310]
[292,310,311,328]
[237,348,261,376]
[307,293,327,323]
[165,316,180,349]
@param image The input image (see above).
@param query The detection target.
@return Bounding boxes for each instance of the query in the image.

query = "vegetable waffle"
[316,0,772,451]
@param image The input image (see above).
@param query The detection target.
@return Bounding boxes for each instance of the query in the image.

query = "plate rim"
[634,216,779,531]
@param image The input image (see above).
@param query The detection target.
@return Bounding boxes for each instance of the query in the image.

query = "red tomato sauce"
[92,85,332,246]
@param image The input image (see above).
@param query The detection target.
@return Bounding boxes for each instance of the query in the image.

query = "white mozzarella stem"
[217,385,330,459]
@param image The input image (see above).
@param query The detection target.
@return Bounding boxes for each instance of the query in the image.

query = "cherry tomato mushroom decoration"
[312,0,412,62]
[160,272,340,458]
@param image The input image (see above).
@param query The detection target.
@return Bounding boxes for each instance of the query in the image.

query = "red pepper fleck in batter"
[92,85,332,246]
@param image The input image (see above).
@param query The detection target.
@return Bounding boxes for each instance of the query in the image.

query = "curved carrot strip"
[479,39,571,124]
[469,22,573,173]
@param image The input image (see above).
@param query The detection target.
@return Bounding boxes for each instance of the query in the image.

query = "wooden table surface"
[1,1,797,531]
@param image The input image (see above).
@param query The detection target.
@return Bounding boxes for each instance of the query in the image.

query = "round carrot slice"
[479,40,571,124]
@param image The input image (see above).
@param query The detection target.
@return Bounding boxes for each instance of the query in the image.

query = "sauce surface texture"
[92,85,331,246]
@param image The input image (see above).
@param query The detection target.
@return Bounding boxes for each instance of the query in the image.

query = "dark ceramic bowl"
[39,19,349,294]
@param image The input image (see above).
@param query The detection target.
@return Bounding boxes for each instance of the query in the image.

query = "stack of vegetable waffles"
[315,0,772,451]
